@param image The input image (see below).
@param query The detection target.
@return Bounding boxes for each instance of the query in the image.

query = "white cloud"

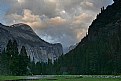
[2,0,113,47]
[80,1,94,10]
[73,13,93,24]
[48,17,66,26]
[6,9,43,29]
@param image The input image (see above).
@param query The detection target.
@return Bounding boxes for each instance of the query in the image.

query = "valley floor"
[0,75,121,81]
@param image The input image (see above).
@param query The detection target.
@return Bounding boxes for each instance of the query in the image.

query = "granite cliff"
[0,23,63,62]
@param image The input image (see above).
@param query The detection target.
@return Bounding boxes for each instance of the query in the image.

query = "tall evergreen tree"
[5,40,13,75]
[10,40,19,75]
[6,40,13,58]
[19,46,29,75]
[0,49,9,75]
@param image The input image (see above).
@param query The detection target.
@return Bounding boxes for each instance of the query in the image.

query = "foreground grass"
[0,76,26,80]
[0,75,121,81]
[38,78,121,81]
[37,78,121,81]
[35,76,121,81]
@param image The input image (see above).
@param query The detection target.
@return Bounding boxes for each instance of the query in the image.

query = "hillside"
[56,0,121,75]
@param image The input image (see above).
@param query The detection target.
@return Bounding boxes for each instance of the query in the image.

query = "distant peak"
[11,23,33,31]
[11,23,29,27]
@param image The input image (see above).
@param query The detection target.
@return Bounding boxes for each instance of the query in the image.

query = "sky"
[0,0,113,48]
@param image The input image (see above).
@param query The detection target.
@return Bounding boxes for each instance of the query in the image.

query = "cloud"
[80,1,95,10]
[73,13,93,24]
[2,0,113,48]
[72,13,94,41]
[5,9,44,29]
[48,17,66,26]
[5,0,57,18]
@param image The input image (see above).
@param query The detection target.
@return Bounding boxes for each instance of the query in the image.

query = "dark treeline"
[1,37,121,75]
[0,40,29,75]
[0,40,60,75]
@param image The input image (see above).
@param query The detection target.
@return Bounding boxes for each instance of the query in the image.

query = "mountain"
[56,1,121,74]
[0,23,63,62]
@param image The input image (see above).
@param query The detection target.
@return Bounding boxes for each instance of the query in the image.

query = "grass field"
[0,75,121,81]
[36,76,121,81]
[38,78,121,81]
[0,76,26,80]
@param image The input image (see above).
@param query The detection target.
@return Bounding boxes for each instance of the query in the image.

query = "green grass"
[38,78,121,81]
[35,76,121,81]
[37,78,121,81]
[0,76,26,80]
[0,75,121,81]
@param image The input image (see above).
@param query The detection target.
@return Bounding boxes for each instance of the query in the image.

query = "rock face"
[56,1,121,74]
[0,23,63,62]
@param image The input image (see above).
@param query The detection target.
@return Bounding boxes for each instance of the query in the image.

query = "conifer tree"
[6,40,13,58]
[19,46,29,75]
[10,40,19,75]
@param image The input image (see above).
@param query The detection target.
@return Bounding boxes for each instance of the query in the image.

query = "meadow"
[0,75,121,81]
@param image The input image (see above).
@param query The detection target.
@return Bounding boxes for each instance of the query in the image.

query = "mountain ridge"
[0,23,63,62]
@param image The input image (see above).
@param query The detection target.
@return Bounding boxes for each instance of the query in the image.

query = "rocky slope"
[0,23,63,62]
[56,0,121,74]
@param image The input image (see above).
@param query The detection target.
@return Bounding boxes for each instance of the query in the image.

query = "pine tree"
[10,40,19,75]
[35,62,42,75]
[0,40,31,75]
[5,40,13,75]
[29,59,36,75]
[6,40,13,58]
[18,46,29,75]
[47,59,53,74]
[0,49,9,75]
